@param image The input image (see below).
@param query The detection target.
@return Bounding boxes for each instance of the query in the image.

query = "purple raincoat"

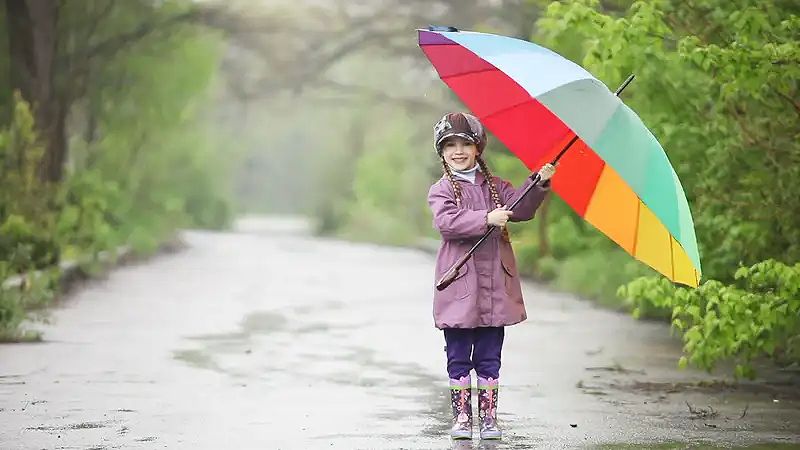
[428,171,549,329]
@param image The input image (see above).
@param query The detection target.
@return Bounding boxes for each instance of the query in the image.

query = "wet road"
[1,217,798,449]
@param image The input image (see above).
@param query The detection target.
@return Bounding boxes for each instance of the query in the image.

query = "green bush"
[530,0,800,376]
[0,94,60,272]
[57,171,123,260]
[317,109,434,245]
[0,8,234,340]
[619,260,800,378]
[0,263,57,342]
[555,250,663,313]
[538,0,800,284]
[0,215,59,272]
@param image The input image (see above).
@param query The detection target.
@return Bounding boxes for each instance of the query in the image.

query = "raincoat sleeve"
[499,177,550,222]
[428,182,489,240]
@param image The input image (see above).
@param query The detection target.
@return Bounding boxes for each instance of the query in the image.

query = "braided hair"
[440,155,464,207]
[476,155,502,210]
[476,155,512,242]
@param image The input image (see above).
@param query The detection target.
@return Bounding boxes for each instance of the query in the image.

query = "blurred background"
[0,0,798,377]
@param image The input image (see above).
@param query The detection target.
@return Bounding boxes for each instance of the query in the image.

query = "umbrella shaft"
[552,74,635,165]
[553,135,580,164]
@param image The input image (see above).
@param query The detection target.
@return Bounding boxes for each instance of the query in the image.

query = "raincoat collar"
[451,163,480,184]
[443,165,486,185]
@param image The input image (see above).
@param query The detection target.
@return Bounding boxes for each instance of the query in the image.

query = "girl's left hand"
[537,163,556,181]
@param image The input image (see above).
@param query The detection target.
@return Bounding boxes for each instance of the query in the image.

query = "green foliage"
[0,2,234,338]
[57,171,123,260]
[303,52,441,243]
[0,287,30,342]
[538,0,800,282]
[533,0,800,375]
[71,13,232,244]
[0,263,57,342]
[0,6,9,123]
[0,93,60,272]
[620,260,800,378]
[556,250,662,311]
[339,114,433,246]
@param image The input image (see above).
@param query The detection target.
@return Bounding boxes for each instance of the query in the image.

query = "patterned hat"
[433,112,487,154]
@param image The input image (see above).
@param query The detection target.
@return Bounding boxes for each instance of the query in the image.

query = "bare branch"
[82,10,200,61]
[773,88,800,116]
[315,79,440,111]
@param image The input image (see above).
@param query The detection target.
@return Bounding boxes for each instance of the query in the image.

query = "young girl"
[427,112,555,440]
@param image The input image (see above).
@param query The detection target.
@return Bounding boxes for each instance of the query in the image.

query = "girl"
[427,112,555,440]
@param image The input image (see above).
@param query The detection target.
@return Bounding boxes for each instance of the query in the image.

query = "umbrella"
[419,27,701,288]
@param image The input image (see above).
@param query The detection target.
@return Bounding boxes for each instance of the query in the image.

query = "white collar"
[450,163,480,184]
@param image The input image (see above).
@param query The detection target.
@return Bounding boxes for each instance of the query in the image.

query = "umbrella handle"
[435,74,635,292]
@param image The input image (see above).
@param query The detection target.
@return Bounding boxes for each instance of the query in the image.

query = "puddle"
[27,421,108,431]
[241,311,288,334]
[173,349,223,372]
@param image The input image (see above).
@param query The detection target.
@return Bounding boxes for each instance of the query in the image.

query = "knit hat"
[433,112,487,155]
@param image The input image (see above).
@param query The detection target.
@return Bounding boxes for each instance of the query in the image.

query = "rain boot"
[477,376,501,440]
[449,375,472,440]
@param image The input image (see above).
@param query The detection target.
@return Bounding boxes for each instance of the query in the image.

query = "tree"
[537,0,800,375]
[3,0,204,182]
[5,0,61,181]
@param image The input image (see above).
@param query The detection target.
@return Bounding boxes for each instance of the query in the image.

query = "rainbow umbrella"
[419,27,701,287]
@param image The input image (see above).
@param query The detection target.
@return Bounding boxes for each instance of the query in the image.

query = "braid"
[477,155,512,242]
[476,156,502,209]
[440,156,463,207]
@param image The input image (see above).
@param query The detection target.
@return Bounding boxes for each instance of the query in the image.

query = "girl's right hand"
[487,206,513,227]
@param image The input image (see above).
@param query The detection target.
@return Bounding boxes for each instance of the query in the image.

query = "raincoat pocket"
[501,259,514,293]
[499,244,517,295]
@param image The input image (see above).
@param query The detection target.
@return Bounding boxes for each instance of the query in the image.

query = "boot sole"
[451,432,472,440]
[480,433,502,440]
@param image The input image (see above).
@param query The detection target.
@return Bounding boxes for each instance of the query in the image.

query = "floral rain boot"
[449,375,472,440]
[477,376,502,440]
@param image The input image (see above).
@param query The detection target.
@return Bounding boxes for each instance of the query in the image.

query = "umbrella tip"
[427,25,459,32]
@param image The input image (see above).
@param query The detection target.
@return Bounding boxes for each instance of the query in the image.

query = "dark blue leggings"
[443,327,505,379]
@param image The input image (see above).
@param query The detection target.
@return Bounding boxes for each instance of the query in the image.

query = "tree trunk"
[6,0,65,182]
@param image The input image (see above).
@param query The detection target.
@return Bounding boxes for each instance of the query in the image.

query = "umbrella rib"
[480,99,536,123]
[441,67,498,80]
[669,229,676,283]
[671,234,702,286]
[632,200,641,256]
[540,78,623,147]
[535,76,608,101]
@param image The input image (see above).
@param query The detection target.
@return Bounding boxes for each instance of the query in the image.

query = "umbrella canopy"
[419,28,701,287]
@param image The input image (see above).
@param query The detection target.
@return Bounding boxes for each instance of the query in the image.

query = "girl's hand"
[487,206,513,227]
[537,163,556,181]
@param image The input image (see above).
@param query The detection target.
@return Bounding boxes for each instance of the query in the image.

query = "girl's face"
[441,136,478,171]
